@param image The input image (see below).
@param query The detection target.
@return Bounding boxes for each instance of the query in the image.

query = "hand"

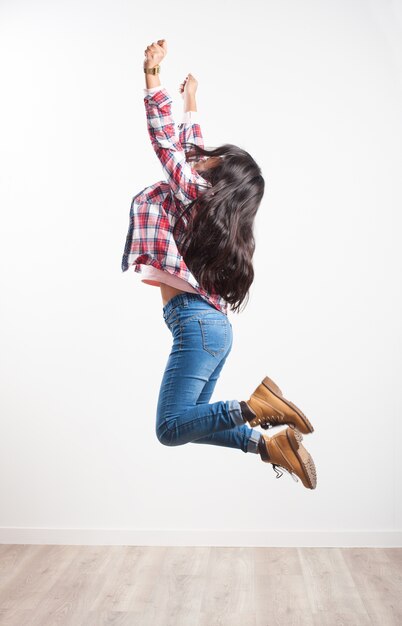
[179,73,198,98]
[144,39,167,69]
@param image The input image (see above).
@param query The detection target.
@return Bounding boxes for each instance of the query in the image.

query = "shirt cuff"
[181,110,199,124]
[143,85,164,95]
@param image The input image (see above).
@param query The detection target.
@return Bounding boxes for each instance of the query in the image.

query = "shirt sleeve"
[143,87,199,125]
[143,85,164,95]
[177,110,204,159]
[144,87,211,206]
[180,110,199,125]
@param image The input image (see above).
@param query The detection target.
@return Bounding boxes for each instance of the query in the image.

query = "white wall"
[0,0,401,546]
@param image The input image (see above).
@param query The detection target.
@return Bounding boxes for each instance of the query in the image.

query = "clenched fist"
[179,73,198,98]
[144,39,167,69]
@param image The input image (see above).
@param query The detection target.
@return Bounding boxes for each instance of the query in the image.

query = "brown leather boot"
[258,427,317,489]
[240,375,314,434]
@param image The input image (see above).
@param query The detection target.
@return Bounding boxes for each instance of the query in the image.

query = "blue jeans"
[156,292,261,453]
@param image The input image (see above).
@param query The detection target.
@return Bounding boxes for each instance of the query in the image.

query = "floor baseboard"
[0,528,401,547]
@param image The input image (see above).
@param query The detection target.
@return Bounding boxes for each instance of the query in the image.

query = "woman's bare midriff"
[160,283,189,306]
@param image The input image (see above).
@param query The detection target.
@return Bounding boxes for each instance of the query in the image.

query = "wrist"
[143,61,161,70]
[145,76,161,89]
[144,62,161,89]
[184,94,197,111]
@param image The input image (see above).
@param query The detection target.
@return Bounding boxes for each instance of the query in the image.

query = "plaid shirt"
[121,87,229,316]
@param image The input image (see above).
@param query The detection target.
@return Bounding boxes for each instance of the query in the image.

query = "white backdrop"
[0,0,401,546]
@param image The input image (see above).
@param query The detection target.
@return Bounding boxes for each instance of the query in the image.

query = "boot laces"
[260,414,282,430]
[272,464,299,482]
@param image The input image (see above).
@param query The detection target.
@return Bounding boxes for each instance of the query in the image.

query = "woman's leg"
[156,294,257,453]
[191,347,262,454]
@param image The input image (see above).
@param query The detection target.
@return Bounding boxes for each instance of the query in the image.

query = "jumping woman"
[122,39,317,490]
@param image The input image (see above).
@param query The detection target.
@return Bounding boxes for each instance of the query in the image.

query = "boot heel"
[288,427,303,449]
[286,427,317,489]
[262,375,283,397]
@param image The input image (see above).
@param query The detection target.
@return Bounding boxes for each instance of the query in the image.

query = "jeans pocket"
[199,317,228,356]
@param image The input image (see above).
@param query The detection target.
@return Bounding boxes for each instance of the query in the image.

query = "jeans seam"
[158,326,183,437]
[178,309,222,329]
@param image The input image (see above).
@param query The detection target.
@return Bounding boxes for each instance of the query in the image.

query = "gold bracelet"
[144,64,160,75]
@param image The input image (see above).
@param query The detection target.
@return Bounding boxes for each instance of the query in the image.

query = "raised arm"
[143,40,211,205]
[177,73,206,155]
[145,91,205,155]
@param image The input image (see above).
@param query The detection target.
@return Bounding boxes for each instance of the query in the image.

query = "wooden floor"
[0,545,401,625]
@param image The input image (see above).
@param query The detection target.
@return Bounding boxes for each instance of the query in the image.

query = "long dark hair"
[174,142,265,314]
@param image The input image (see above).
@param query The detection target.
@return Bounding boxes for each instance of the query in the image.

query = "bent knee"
[156,426,179,447]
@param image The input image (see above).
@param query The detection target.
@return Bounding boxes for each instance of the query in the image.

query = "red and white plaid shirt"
[121,86,229,316]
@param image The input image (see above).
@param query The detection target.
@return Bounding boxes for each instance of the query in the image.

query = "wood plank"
[0,545,400,625]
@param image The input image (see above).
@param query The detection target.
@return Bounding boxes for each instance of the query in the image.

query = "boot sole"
[262,376,314,433]
[286,427,317,489]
